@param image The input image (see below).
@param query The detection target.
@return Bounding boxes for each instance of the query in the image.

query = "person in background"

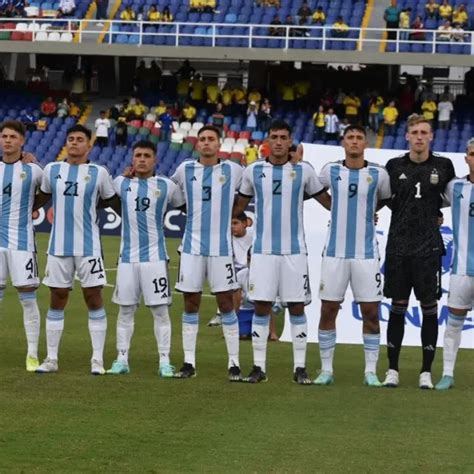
[324,107,340,142]
[159,106,174,142]
[383,100,398,136]
[94,110,111,149]
[115,117,128,147]
[244,139,258,166]
[313,105,326,141]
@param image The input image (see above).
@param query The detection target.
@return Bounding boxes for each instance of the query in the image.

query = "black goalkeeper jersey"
[385,152,455,256]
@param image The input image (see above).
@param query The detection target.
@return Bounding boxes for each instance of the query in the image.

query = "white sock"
[150,305,171,366]
[88,308,107,363]
[252,314,270,372]
[319,328,336,374]
[46,309,64,361]
[442,313,465,377]
[363,333,380,374]
[182,312,199,367]
[290,313,307,371]
[19,292,40,359]
[221,310,240,369]
[116,305,136,364]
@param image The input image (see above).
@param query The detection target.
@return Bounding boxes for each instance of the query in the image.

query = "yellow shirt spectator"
[189,0,201,9]
[313,112,325,128]
[133,104,146,117]
[190,81,205,101]
[155,104,166,116]
[233,87,247,103]
[148,10,160,20]
[295,80,310,99]
[183,105,197,121]
[383,106,398,125]
[206,84,221,103]
[422,100,437,121]
[312,10,325,23]
[177,79,190,97]
[453,8,468,25]
[204,0,216,7]
[245,145,258,166]
[343,96,360,116]
[222,89,233,106]
[248,91,262,105]
[282,85,295,101]
[369,97,384,114]
[120,8,136,20]
[425,2,439,16]
[69,104,80,117]
[399,11,410,29]
[439,4,452,19]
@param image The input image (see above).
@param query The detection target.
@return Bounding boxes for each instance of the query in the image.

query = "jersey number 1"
[414,182,422,199]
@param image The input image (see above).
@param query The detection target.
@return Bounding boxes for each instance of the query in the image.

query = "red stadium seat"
[218,151,230,160]
[239,131,251,139]
[142,120,154,129]
[11,32,24,41]
[150,127,161,137]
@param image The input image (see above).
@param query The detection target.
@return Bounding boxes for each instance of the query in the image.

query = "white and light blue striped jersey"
[41,161,115,257]
[115,175,183,263]
[0,161,43,252]
[239,160,324,255]
[319,160,391,259]
[446,176,474,276]
[171,160,243,257]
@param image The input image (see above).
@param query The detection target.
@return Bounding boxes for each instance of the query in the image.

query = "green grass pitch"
[0,234,472,472]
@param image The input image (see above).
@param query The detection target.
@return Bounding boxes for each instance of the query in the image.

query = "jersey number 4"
[2,183,12,197]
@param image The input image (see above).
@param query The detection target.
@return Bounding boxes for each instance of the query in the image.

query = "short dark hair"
[66,124,92,140]
[343,125,367,138]
[0,120,26,137]
[268,120,292,135]
[233,212,248,222]
[197,125,221,139]
[132,139,157,154]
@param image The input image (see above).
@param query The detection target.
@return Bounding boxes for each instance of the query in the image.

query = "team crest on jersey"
[154,189,161,197]
[430,169,439,185]
[319,282,324,291]
[219,175,226,184]
[84,175,91,182]
[290,170,297,179]
[366,176,373,184]
[249,283,255,293]
[20,171,27,180]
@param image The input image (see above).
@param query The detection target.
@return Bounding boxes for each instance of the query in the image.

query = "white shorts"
[248,253,311,306]
[448,274,474,310]
[43,255,107,288]
[0,249,40,288]
[113,261,171,306]
[175,253,238,293]
[319,256,383,303]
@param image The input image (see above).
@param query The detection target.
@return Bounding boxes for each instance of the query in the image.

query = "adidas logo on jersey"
[423,344,435,351]
[55,174,62,179]
[161,293,168,299]
[98,273,104,279]
[190,176,197,181]
[27,274,33,280]
[398,173,407,180]
[336,176,342,181]
[259,173,266,178]
[296,332,307,339]
[126,187,132,192]
[251,331,260,338]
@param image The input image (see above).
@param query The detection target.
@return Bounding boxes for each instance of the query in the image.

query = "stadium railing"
[0,18,472,55]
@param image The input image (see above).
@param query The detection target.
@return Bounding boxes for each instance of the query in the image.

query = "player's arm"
[33,190,51,211]
[233,166,254,216]
[306,162,331,210]
[98,194,122,215]
[313,189,331,210]
[233,193,251,217]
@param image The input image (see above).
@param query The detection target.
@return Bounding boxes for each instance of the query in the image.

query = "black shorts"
[383,254,442,303]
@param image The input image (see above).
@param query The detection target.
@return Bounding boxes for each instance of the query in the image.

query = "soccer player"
[314,125,391,387]
[171,125,243,381]
[107,140,183,377]
[436,138,474,390]
[0,120,43,371]
[35,124,116,375]
[383,114,455,389]
[233,120,330,384]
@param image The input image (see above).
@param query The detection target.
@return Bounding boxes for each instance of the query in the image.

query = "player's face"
[197,130,220,158]
[268,129,292,160]
[406,123,433,154]
[231,218,247,237]
[342,130,367,158]
[0,128,24,156]
[66,132,91,160]
[466,145,474,173]
[132,147,156,176]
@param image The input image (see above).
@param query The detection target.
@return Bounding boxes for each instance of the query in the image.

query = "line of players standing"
[0,116,472,390]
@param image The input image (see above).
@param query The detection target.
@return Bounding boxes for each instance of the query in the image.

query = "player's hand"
[290,144,303,164]
[438,214,444,226]
[21,152,37,163]
[123,166,134,178]
[374,213,379,225]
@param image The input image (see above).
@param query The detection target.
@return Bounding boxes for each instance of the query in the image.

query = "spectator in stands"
[451,22,467,42]
[210,102,224,137]
[94,110,111,149]
[221,83,233,114]
[383,100,398,136]
[297,2,312,22]
[269,14,283,37]
[158,106,174,141]
[233,84,248,115]
[176,59,195,80]
[147,5,160,20]
[281,80,296,110]
[437,20,453,41]
[384,0,400,41]
[409,15,425,41]
[284,15,295,36]
[421,97,437,125]
[95,0,108,25]
[439,0,452,20]
[368,92,384,133]
[21,109,37,132]
[324,107,339,142]
[313,105,326,140]
[399,8,411,41]
[190,74,205,108]
[69,101,81,118]
[182,102,197,123]
[206,81,221,111]
[203,0,216,13]
[114,117,127,147]
[343,92,360,124]
[176,77,191,106]
[248,88,261,107]
[246,101,259,132]
[5,0,26,17]
[161,6,173,22]
[154,99,166,117]
[339,118,350,138]
[57,0,75,17]
[127,98,146,120]
[40,97,57,118]
[121,5,136,21]
[425,0,439,19]
[440,85,454,102]
[294,17,310,37]
[56,98,70,118]
[437,97,453,130]
[189,0,201,12]
[312,6,325,25]
[244,139,258,166]
[258,138,270,160]
[259,0,280,7]
[453,4,468,26]
[332,16,349,38]
[258,98,272,132]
